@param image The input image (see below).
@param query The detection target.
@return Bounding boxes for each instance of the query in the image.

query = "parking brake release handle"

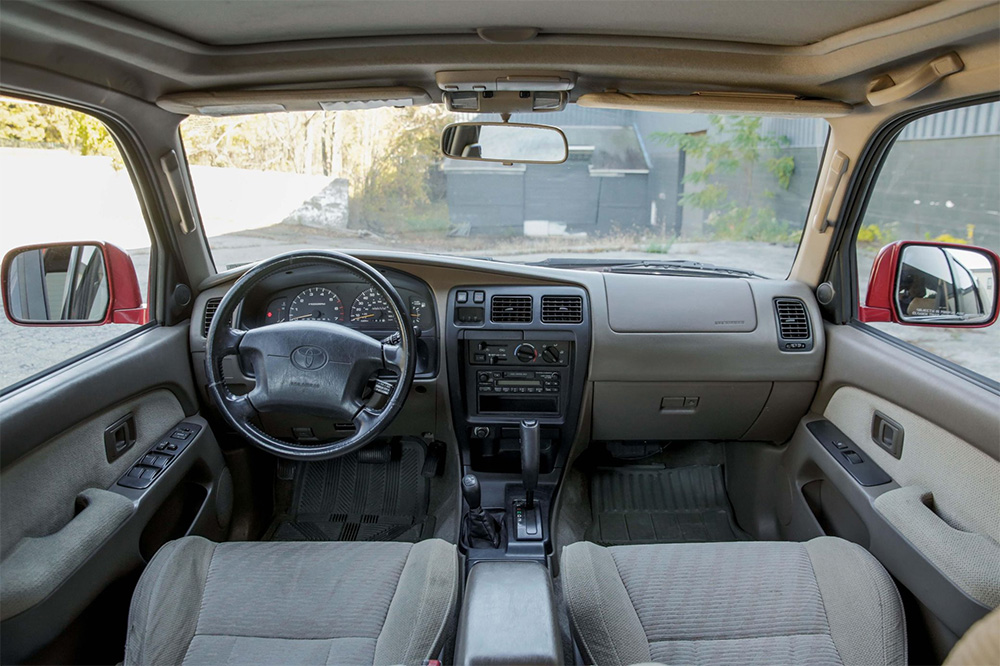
[520,420,540,508]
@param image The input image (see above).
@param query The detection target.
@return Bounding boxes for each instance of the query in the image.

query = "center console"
[446,285,591,566]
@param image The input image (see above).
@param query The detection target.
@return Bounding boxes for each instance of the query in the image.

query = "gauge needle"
[354,313,376,320]
[289,313,314,320]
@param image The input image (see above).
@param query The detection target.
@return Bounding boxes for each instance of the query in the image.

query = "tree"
[0,97,122,165]
[651,116,797,242]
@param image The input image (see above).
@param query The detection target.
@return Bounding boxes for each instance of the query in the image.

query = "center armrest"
[454,560,562,665]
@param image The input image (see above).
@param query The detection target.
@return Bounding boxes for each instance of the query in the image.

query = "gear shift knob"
[461,474,482,511]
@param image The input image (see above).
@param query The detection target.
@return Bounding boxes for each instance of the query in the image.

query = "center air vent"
[541,295,583,324]
[491,295,533,323]
[774,298,812,351]
[202,297,222,336]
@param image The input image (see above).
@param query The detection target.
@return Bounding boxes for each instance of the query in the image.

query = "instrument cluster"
[246,280,434,332]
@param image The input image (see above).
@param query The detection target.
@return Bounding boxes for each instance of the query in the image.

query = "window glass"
[0,97,151,389]
[180,108,827,278]
[856,101,999,381]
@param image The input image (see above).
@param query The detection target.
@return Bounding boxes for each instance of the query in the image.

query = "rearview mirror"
[2,242,147,326]
[860,241,998,327]
[441,122,568,164]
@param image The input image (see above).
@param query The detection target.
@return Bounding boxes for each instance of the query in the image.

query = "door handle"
[104,413,136,463]
[871,410,903,459]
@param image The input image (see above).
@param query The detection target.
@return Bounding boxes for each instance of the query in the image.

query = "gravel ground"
[2,234,996,388]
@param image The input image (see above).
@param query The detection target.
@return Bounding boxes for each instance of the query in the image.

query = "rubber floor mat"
[269,439,434,542]
[586,464,748,545]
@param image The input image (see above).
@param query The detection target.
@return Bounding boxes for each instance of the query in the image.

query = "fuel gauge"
[409,297,429,326]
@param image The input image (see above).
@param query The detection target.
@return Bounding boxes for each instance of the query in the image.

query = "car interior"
[1,1,999,665]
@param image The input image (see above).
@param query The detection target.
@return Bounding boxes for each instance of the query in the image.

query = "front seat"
[562,537,906,666]
[125,536,459,666]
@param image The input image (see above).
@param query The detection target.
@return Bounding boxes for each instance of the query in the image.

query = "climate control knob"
[541,346,560,364]
[514,343,537,363]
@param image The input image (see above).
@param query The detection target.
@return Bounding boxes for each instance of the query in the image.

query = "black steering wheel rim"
[204,250,416,460]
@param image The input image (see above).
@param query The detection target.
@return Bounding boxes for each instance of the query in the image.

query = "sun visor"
[157,87,434,116]
[577,92,852,118]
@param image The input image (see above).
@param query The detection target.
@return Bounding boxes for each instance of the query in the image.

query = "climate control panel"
[467,340,569,366]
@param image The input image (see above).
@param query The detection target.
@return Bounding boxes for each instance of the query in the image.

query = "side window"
[0,97,151,390]
[855,100,999,382]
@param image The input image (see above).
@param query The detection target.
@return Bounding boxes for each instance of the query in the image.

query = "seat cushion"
[561,537,906,666]
[125,536,458,666]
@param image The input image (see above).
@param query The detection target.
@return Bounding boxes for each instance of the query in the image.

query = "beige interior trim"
[576,92,852,117]
[157,87,433,116]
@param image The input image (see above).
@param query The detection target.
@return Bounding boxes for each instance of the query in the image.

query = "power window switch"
[844,451,863,464]
[170,430,191,440]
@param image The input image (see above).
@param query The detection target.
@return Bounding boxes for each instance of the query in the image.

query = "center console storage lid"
[454,560,561,665]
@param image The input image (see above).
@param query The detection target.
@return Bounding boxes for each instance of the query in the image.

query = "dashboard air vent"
[491,295,533,323]
[774,298,810,340]
[203,297,222,336]
[541,295,583,324]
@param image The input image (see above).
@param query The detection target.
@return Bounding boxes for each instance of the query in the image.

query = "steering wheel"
[204,250,416,460]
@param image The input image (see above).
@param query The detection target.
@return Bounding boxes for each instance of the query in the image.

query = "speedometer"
[288,287,344,322]
[350,288,396,325]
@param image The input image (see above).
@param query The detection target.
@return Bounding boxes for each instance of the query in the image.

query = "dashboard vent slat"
[541,295,583,324]
[203,297,222,337]
[774,298,810,339]
[490,295,533,323]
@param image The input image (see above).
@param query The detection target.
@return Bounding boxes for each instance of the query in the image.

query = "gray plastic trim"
[604,274,757,333]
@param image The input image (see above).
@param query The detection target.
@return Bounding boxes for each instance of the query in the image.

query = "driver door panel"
[0,325,230,663]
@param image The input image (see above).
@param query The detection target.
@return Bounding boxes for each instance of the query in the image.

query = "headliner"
[91,0,940,47]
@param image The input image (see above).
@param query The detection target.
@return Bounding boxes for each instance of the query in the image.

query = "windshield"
[181,107,828,278]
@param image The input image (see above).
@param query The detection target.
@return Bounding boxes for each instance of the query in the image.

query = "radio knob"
[514,343,537,363]
[541,346,560,364]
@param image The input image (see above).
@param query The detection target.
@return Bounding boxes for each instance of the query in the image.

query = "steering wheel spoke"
[226,393,257,422]
[218,326,247,355]
[352,405,380,435]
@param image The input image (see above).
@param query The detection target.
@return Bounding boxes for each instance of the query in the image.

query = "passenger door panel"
[780,324,998,656]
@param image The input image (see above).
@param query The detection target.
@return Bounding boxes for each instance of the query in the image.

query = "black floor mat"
[268,439,434,542]
[586,464,748,545]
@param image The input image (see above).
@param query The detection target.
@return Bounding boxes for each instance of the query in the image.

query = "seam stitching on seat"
[373,543,412,663]
[609,547,651,664]
[188,541,219,658]
[423,546,459,662]
[803,542,844,665]
[563,546,610,665]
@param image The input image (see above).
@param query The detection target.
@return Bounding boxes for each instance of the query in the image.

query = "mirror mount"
[860,240,999,327]
[2,242,146,327]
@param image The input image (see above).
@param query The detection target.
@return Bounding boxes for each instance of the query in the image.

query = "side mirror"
[2,242,147,326]
[860,241,998,327]
[441,122,568,164]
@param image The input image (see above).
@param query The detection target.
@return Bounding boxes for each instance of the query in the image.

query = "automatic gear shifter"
[515,420,543,541]
[462,474,500,548]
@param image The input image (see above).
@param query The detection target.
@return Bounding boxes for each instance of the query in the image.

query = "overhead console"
[446,285,591,477]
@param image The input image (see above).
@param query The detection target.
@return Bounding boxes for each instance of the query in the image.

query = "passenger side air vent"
[491,295,533,323]
[202,297,222,337]
[774,298,812,352]
[541,295,583,324]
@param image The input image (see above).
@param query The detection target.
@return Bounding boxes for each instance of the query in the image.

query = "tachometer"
[350,288,396,325]
[288,287,344,322]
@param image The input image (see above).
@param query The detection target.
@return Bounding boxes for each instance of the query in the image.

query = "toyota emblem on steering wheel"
[290,345,328,371]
